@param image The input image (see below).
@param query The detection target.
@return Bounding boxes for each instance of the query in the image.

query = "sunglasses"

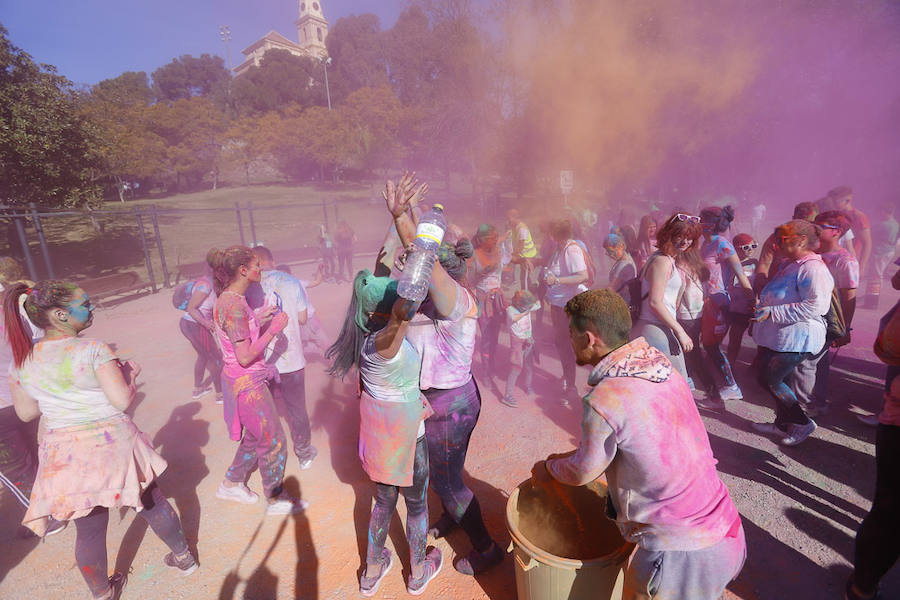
[819,223,841,231]
[672,213,701,224]
[739,243,758,252]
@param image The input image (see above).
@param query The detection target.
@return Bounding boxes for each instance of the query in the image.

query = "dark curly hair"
[565,289,631,349]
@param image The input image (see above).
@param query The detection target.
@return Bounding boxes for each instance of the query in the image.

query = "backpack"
[824,287,847,342]
[172,280,196,311]
[616,256,653,322]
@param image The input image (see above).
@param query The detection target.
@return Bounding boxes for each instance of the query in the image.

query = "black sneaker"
[454,542,505,575]
[164,550,199,576]
[359,547,393,597]
[407,547,443,596]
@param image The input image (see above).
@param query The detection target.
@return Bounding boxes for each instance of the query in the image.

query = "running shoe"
[780,420,817,446]
[45,518,67,537]
[856,414,880,427]
[454,542,505,575]
[805,403,829,418]
[266,495,309,516]
[500,394,518,408]
[164,550,199,576]
[751,422,788,436]
[407,547,443,596]
[191,386,212,400]
[215,393,224,405]
[215,482,259,504]
[298,446,319,470]
[359,547,393,597]
[718,384,743,401]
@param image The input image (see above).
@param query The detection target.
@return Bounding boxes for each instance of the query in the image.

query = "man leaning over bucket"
[532,289,746,600]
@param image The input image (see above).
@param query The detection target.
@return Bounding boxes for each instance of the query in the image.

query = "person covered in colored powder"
[470,223,506,384]
[505,208,538,292]
[697,205,755,404]
[630,213,702,382]
[751,220,833,446]
[828,186,872,279]
[326,267,443,597]
[675,244,720,408]
[5,280,197,600]
[384,174,505,575]
[754,201,818,293]
[532,289,745,600]
[502,290,541,408]
[544,218,591,405]
[603,233,637,294]
[846,258,900,600]
[210,246,307,515]
[791,211,859,417]
[178,249,223,402]
[247,246,318,470]
[726,233,759,364]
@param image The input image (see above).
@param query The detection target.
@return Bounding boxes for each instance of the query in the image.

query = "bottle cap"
[433,203,444,211]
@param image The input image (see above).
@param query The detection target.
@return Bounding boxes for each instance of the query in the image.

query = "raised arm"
[374,297,421,360]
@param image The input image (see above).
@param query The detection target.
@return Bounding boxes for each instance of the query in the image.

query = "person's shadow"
[114,402,209,575]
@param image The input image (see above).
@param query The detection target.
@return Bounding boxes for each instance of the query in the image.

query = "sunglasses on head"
[739,243,758,252]
[672,213,701,224]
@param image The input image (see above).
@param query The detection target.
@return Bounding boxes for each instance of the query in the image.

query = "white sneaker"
[718,384,743,401]
[751,421,787,436]
[857,414,880,427]
[266,495,309,516]
[780,420,817,446]
[216,482,259,505]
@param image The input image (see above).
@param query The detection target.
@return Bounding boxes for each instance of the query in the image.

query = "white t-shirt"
[359,336,425,437]
[182,276,216,324]
[507,303,540,340]
[259,270,308,374]
[546,241,589,307]
[298,280,316,317]
[839,229,855,252]
[10,337,122,429]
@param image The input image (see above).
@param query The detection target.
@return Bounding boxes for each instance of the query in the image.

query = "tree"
[92,71,153,106]
[231,49,325,115]
[325,14,389,102]
[0,25,102,207]
[340,85,404,173]
[151,54,231,103]
[223,115,273,185]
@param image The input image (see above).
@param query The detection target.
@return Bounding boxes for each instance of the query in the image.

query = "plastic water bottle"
[398,204,447,301]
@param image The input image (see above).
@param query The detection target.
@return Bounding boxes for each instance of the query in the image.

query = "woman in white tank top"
[631,213,702,381]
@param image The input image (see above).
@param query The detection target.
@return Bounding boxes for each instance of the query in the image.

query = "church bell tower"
[296,0,329,57]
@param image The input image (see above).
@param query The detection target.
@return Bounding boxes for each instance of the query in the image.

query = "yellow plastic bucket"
[506,479,634,600]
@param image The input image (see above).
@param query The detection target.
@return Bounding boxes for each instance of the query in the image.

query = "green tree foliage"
[324,14,388,102]
[0,24,102,207]
[151,54,230,103]
[231,49,325,115]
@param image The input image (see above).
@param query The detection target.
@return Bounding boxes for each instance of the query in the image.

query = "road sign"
[560,170,574,195]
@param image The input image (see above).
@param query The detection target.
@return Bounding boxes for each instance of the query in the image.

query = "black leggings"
[679,318,717,394]
[367,436,429,569]
[853,423,900,594]
[74,483,189,598]
[424,380,493,553]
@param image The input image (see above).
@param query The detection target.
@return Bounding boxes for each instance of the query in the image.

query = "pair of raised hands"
[382,171,428,218]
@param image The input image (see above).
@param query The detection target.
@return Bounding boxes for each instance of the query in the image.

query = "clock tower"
[296,1,329,57]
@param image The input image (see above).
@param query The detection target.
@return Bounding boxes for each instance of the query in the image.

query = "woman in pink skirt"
[3,280,196,600]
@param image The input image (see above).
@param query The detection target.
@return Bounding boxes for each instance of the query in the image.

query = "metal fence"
[1,198,386,297]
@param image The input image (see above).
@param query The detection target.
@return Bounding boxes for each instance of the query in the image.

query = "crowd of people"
[0,177,898,599]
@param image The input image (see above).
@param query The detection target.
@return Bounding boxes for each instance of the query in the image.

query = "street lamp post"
[219,25,232,72]
[321,56,332,110]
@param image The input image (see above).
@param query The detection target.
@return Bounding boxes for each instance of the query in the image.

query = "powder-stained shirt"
[728,259,758,315]
[10,337,122,429]
[547,338,741,552]
[181,276,216,324]
[547,241,589,307]
[360,336,425,437]
[701,235,736,297]
[507,302,540,340]
[820,248,859,290]
[677,267,705,320]
[255,270,308,374]
[405,283,478,390]
[214,292,267,379]
[609,254,637,293]
[752,253,833,354]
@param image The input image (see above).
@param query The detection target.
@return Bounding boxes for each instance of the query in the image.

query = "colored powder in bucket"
[516,480,624,560]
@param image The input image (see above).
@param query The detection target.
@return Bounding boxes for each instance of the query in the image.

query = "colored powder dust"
[515,480,625,560]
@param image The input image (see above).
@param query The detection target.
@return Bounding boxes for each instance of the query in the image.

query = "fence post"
[322,200,329,231]
[149,204,171,288]
[134,209,157,293]
[13,214,37,281]
[28,202,55,279]
[248,201,258,246]
[235,202,246,246]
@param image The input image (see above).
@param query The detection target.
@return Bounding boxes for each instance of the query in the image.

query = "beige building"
[234,1,329,76]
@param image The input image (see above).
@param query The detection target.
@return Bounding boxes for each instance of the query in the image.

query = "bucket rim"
[506,481,635,569]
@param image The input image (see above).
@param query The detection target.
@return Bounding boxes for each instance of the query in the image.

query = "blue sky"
[1,0,403,86]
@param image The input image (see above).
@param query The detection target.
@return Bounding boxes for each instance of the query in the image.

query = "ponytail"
[3,282,34,367]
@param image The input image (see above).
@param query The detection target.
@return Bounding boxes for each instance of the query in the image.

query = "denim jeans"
[274,369,313,461]
[756,347,812,427]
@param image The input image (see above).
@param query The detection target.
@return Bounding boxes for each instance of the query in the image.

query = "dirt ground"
[1,254,898,600]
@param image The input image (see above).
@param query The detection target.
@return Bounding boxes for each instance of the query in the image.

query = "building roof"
[240,30,303,56]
